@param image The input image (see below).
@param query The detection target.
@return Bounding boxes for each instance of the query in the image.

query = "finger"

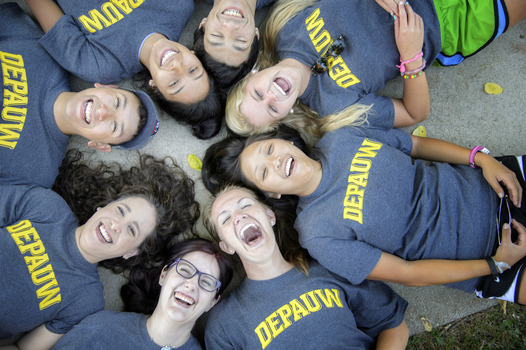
[488,177,505,199]
[512,220,526,246]
[398,1,408,27]
[502,175,521,206]
[501,222,512,244]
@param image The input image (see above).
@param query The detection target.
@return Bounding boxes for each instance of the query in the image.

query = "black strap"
[485,257,499,277]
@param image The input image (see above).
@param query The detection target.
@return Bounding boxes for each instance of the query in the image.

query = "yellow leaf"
[498,299,507,314]
[421,317,433,332]
[484,82,503,95]
[187,154,202,171]
[412,125,427,137]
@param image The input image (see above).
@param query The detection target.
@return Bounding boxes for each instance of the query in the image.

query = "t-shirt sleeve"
[354,93,395,130]
[205,310,236,350]
[301,235,383,285]
[345,279,408,338]
[39,15,125,83]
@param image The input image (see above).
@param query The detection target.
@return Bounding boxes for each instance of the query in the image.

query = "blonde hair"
[204,185,309,275]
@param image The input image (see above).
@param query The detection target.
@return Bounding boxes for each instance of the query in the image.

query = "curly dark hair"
[193,25,260,94]
[52,150,200,272]
[134,70,225,140]
[121,238,233,315]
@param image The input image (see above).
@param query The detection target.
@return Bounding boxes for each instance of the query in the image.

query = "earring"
[148,79,154,88]
[290,108,294,114]
[251,69,257,74]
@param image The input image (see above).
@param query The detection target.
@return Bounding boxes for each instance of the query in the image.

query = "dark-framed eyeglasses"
[310,35,346,75]
[169,258,221,293]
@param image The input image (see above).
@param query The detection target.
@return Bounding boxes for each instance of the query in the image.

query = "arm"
[0,324,64,350]
[368,220,526,286]
[24,0,64,33]
[410,135,522,206]
[392,2,430,127]
[376,320,409,350]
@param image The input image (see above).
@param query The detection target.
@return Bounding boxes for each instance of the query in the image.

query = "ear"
[267,192,281,199]
[266,208,276,226]
[199,18,207,29]
[206,295,220,312]
[94,83,119,89]
[255,27,260,39]
[122,248,139,260]
[87,141,113,153]
[219,241,234,255]
[158,265,169,286]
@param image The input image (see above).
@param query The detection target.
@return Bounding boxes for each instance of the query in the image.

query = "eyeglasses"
[169,258,221,293]
[310,35,346,75]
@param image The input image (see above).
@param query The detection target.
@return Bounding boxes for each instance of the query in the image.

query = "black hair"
[121,238,233,315]
[134,70,225,140]
[193,25,260,94]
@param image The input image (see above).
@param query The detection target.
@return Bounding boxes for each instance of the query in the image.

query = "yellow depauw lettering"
[8,220,62,310]
[305,8,360,88]
[343,139,383,223]
[78,0,145,33]
[1,50,28,150]
[254,288,344,349]
[254,321,272,349]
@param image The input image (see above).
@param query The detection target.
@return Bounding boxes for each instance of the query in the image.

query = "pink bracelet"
[402,59,426,77]
[396,52,424,74]
[469,146,490,168]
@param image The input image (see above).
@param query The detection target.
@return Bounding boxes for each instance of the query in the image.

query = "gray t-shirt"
[0,185,103,337]
[296,125,498,292]
[0,3,69,188]
[205,262,407,349]
[39,0,194,83]
[276,0,441,118]
[53,311,202,349]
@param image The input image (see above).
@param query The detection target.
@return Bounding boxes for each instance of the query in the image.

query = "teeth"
[174,291,195,306]
[223,9,242,17]
[99,224,112,243]
[273,81,286,96]
[161,50,177,66]
[240,223,257,240]
[84,100,93,124]
[285,157,292,177]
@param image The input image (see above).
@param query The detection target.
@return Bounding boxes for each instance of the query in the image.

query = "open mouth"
[240,223,263,246]
[273,77,291,96]
[98,222,113,243]
[174,291,195,306]
[160,49,179,67]
[83,99,93,124]
[222,8,244,18]
[285,157,294,177]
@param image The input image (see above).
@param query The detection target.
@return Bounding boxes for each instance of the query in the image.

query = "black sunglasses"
[310,35,346,75]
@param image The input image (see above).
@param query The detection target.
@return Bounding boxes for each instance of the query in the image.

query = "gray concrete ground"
[6,0,526,339]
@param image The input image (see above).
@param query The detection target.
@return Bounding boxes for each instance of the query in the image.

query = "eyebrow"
[116,94,127,137]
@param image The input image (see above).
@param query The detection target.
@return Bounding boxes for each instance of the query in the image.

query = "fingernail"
[499,192,504,198]
[406,1,409,4]
[504,223,510,229]
[392,14,397,20]
[399,1,404,5]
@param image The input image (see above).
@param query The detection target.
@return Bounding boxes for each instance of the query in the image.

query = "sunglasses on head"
[310,35,346,75]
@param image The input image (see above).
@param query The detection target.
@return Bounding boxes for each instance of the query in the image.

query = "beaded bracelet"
[402,72,422,79]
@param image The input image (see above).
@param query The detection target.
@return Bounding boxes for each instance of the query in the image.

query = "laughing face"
[157,251,220,324]
[75,196,157,264]
[63,84,141,147]
[240,65,303,128]
[201,0,258,67]
[211,188,278,264]
[240,139,321,197]
[146,38,209,104]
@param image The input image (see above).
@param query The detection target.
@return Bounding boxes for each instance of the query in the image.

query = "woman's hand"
[375,0,400,16]
[494,220,526,267]
[394,2,424,64]
[478,154,522,207]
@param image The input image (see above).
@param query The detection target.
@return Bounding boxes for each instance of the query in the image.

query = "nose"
[168,56,183,71]
[110,219,122,233]
[97,103,113,121]
[184,275,199,291]
[234,213,248,225]
[269,155,281,171]
[221,18,241,29]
